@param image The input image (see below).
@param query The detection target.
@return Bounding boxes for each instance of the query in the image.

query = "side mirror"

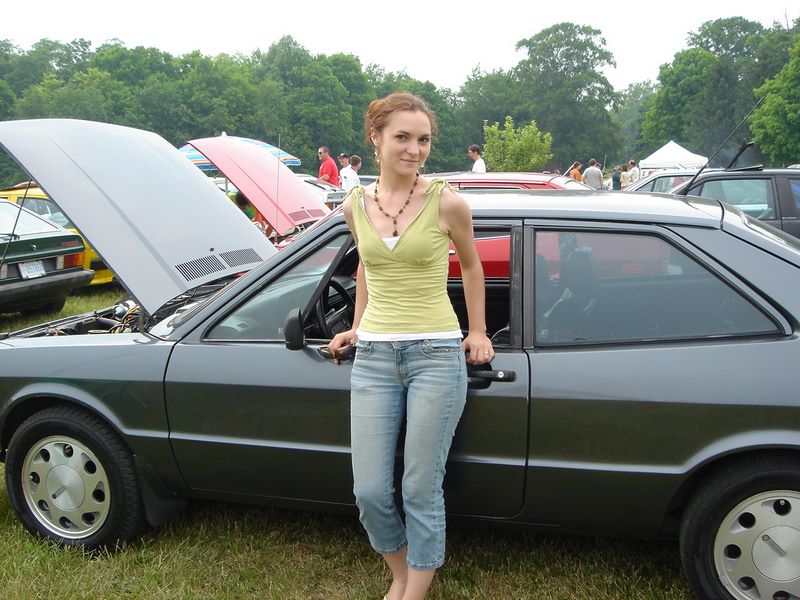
[284,308,306,350]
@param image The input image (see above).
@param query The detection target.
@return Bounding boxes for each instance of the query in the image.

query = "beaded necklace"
[373,172,419,237]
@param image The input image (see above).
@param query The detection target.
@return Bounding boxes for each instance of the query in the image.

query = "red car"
[440,173,590,277]
[432,171,590,191]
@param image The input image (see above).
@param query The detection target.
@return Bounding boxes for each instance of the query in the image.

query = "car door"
[164,221,530,518]
[521,222,786,535]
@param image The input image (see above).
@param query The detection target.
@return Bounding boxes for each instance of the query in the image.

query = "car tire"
[23,297,66,315]
[679,454,800,600]
[5,405,146,549]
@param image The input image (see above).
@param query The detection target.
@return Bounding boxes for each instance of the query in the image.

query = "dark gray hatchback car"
[0,120,799,600]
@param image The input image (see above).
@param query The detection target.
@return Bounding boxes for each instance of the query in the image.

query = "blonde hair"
[364,92,438,144]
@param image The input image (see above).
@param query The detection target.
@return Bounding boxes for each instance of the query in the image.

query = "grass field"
[0,286,694,599]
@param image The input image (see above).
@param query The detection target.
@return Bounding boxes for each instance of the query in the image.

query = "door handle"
[468,369,517,389]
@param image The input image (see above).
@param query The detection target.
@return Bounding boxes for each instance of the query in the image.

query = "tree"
[514,23,620,169]
[456,68,523,157]
[750,39,800,165]
[612,81,656,161]
[687,17,766,64]
[639,48,718,154]
[482,116,552,172]
[15,69,134,123]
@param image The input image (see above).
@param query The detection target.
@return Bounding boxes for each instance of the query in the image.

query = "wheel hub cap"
[714,490,800,600]
[21,435,111,540]
[46,465,85,511]
[753,526,800,582]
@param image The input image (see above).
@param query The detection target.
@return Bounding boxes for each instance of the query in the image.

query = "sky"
[3,1,799,93]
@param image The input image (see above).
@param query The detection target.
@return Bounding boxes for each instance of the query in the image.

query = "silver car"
[0,120,799,600]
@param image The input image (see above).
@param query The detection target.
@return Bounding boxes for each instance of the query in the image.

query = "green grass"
[0,286,693,599]
[0,474,692,599]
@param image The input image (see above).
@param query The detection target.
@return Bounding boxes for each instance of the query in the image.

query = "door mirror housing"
[284,308,306,350]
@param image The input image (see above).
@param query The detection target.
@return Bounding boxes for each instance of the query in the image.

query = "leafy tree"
[514,23,620,169]
[15,68,134,123]
[482,116,552,171]
[89,42,177,87]
[0,79,14,120]
[639,48,718,153]
[612,81,656,161]
[750,38,800,165]
[255,36,312,90]
[6,38,91,93]
[687,17,766,64]
[456,68,523,159]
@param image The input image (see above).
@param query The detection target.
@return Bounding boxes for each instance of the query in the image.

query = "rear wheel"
[5,406,146,549]
[680,455,800,600]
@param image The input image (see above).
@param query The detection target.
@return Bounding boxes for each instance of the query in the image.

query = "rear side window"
[0,202,61,234]
[697,178,776,219]
[534,230,779,345]
[790,179,800,214]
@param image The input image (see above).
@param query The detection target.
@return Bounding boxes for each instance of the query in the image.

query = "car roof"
[430,171,563,183]
[459,189,722,227]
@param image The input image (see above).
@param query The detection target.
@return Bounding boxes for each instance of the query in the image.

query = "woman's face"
[373,110,432,177]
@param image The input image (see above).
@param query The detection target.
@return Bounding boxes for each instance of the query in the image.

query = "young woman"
[327,92,493,600]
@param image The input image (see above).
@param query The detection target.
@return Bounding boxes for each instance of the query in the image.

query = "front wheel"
[680,455,800,600]
[5,406,146,549]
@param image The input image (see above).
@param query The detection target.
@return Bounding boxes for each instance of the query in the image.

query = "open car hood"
[188,136,329,235]
[0,119,276,316]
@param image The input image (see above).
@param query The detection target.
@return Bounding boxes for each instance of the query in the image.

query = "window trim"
[523,220,785,349]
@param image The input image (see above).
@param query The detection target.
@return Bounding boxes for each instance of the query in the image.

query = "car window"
[0,202,62,235]
[790,179,800,214]
[206,235,349,341]
[534,230,779,345]
[652,175,693,193]
[697,178,776,219]
[18,197,72,228]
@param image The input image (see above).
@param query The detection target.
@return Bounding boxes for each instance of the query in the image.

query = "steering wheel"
[315,279,356,339]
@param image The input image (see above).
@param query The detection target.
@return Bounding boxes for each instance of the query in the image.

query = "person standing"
[628,160,640,184]
[340,154,362,192]
[611,166,622,190]
[568,161,582,181]
[582,158,603,190]
[318,146,341,187]
[467,144,486,173]
[620,163,631,189]
[327,92,493,600]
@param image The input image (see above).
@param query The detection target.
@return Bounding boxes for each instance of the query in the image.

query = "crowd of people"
[568,158,640,189]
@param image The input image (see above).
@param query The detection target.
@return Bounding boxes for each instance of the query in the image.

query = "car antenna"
[726,140,754,169]
[682,97,764,193]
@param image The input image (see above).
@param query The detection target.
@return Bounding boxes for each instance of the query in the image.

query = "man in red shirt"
[317,146,341,187]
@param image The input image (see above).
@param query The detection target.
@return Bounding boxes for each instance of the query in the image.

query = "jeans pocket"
[355,340,373,358]
[420,339,462,361]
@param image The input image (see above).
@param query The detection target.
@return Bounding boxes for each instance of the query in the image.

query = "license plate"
[19,260,46,279]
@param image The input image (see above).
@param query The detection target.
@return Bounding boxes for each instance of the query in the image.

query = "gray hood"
[0,119,276,315]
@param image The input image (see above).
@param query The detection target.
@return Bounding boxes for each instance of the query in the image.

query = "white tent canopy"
[640,140,707,170]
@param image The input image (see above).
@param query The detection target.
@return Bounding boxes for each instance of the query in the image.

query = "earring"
[374,150,381,165]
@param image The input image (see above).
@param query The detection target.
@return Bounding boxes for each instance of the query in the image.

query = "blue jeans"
[350,339,467,570]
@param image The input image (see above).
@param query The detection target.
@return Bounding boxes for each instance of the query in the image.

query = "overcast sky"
[4,1,799,92]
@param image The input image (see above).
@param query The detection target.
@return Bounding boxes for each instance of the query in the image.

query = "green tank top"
[350,179,460,334]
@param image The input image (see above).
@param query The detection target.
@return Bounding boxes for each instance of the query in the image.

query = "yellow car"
[0,183,114,285]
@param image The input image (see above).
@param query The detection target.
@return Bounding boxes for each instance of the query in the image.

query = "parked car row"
[0,119,798,600]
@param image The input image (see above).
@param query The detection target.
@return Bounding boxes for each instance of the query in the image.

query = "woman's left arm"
[442,188,494,365]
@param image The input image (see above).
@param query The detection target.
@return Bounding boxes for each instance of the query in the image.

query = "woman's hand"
[463,332,494,365]
[326,329,358,364]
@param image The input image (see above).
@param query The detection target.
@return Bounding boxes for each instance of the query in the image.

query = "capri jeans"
[350,338,467,570]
